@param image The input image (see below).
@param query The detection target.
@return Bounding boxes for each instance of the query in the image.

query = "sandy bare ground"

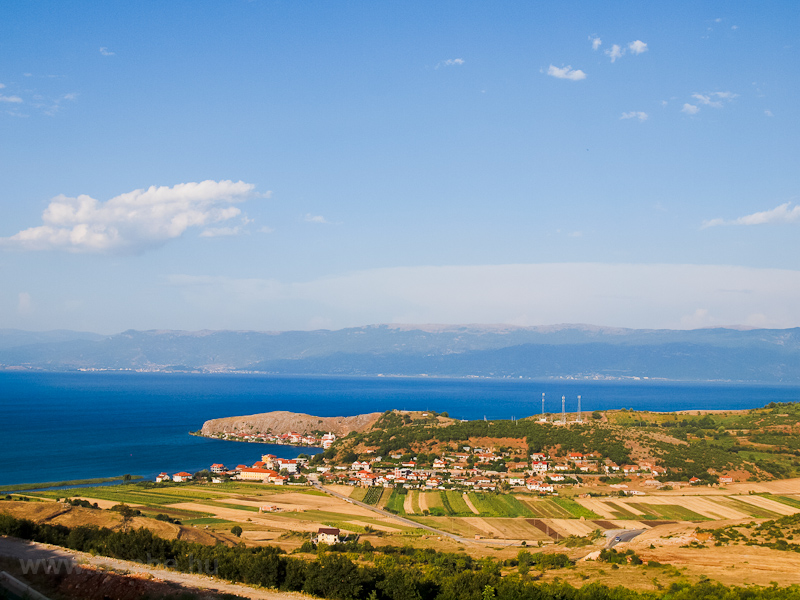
[637,544,800,587]
[417,491,429,513]
[621,495,748,520]
[653,478,800,496]
[320,484,353,498]
[0,536,309,600]
[549,519,597,537]
[479,519,550,541]
[70,497,134,510]
[639,496,750,520]
[346,520,402,533]
[574,498,617,519]
[403,492,415,515]
[213,493,376,517]
[166,502,322,532]
[461,517,505,538]
[729,494,799,515]
[614,520,649,529]
[462,493,480,515]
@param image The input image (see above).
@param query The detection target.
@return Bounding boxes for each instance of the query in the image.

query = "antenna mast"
[562,395,566,424]
[577,395,582,423]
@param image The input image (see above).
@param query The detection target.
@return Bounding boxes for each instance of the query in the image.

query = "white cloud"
[304,214,329,224]
[681,103,700,115]
[199,226,242,238]
[166,263,800,331]
[692,93,721,108]
[628,40,648,55]
[620,111,648,121]
[259,226,275,234]
[99,47,115,56]
[703,202,800,228]
[589,36,602,50]
[605,44,624,62]
[691,91,738,109]
[0,94,23,103]
[0,180,256,253]
[765,109,774,117]
[546,65,586,81]
[436,58,464,69]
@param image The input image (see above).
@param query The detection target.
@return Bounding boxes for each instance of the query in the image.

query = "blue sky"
[1,1,798,333]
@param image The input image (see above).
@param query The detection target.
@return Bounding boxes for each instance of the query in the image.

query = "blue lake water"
[1,372,799,488]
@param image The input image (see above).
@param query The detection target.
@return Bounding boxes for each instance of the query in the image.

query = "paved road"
[604,528,647,548]
[0,536,305,600]
[312,483,471,544]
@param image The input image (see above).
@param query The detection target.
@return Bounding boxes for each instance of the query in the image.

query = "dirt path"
[462,493,480,515]
[0,536,311,599]
[403,491,415,515]
[417,491,429,513]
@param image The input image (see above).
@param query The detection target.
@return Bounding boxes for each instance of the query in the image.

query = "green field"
[363,487,384,506]
[765,495,800,510]
[411,491,422,514]
[551,498,601,519]
[384,489,407,515]
[181,517,232,525]
[0,475,143,493]
[439,491,473,516]
[603,501,641,520]
[467,492,534,517]
[349,487,368,502]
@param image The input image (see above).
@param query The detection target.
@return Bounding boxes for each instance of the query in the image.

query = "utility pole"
[562,395,566,424]
[577,395,582,423]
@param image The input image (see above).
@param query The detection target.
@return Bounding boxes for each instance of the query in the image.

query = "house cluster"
[204,430,337,449]
[316,446,678,494]
[155,453,312,485]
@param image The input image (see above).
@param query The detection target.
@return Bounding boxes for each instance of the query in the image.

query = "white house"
[315,527,340,545]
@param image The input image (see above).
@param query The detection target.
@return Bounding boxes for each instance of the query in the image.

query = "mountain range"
[1,324,799,382]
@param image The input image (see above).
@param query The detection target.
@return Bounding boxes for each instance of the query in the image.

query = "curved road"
[604,528,647,547]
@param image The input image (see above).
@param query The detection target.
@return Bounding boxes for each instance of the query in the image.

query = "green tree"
[231,525,243,537]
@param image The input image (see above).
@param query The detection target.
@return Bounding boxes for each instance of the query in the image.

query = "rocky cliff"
[199,410,382,437]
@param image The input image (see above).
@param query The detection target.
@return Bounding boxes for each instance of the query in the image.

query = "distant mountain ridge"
[1,324,799,382]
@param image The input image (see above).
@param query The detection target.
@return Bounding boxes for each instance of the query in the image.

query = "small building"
[172,472,193,483]
[315,527,341,545]
[155,472,170,483]
[210,463,225,473]
[239,467,279,482]
[719,476,734,484]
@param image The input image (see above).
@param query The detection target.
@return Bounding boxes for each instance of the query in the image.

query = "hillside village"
[170,424,727,496]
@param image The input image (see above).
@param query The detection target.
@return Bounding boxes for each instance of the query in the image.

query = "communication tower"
[561,395,566,424]
[577,395,582,422]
